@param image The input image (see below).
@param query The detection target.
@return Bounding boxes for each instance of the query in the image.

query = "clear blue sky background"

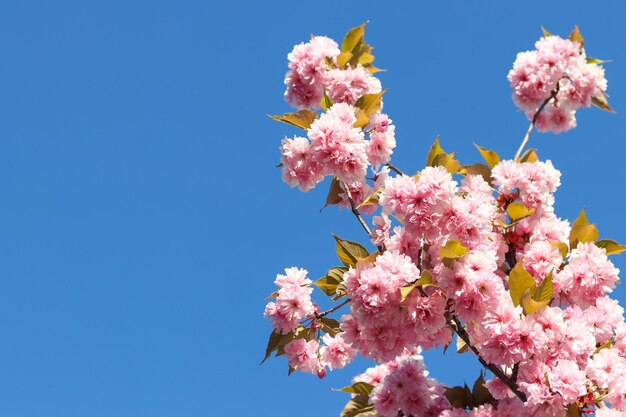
[1,1,625,416]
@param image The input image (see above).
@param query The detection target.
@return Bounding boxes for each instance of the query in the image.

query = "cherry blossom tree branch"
[341,182,385,253]
[386,163,405,176]
[444,308,528,403]
[315,299,350,319]
[514,86,561,161]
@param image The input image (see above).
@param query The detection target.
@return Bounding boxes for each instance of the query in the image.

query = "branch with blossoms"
[262,23,626,417]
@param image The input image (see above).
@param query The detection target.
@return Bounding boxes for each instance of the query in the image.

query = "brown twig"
[315,299,350,319]
[513,86,560,161]
[386,163,405,176]
[444,309,527,403]
[341,182,384,253]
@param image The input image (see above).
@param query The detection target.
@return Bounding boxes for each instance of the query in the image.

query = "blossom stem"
[513,86,560,161]
[444,309,528,403]
[315,299,350,318]
[341,182,385,253]
[386,163,405,176]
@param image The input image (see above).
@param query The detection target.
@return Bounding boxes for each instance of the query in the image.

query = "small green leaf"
[533,271,553,303]
[566,403,580,417]
[334,235,370,267]
[522,288,551,315]
[337,51,353,68]
[353,109,369,128]
[321,93,334,111]
[335,382,374,395]
[426,136,444,167]
[569,209,600,248]
[592,93,615,113]
[320,317,342,336]
[313,267,347,296]
[472,372,495,406]
[444,386,473,410]
[260,330,283,364]
[459,164,492,184]
[507,202,536,222]
[432,152,461,174]
[551,241,569,259]
[596,239,626,255]
[541,26,553,37]
[354,89,388,116]
[474,143,500,168]
[269,109,317,130]
[586,56,609,65]
[342,23,367,53]
[324,177,343,208]
[357,187,384,209]
[520,148,539,163]
[439,240,468,268]
[509,261,536,307]
[341,394,376,417]
[568,25,584,49]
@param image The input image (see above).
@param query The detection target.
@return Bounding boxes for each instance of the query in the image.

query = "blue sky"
[1,1,625,416]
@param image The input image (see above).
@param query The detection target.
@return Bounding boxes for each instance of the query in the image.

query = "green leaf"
[400,271,434,302]
[337,51,353,68]
[474,143,500,168]
[321,93,334,112]
[432,152,461,174]
[541,26,553,37]
[551,241,569,259]
[520,148,538,163]
[320,317,342,336]
[353,109,369,128]
[509,261,535,307]
[341,394,376,417]
[354,89,388,116]
[313,267,347,296]
[568,25,584,48]
[472,372,495,406]
[522,288,550,315]
[439,240,468,268]
[533,271,553,303]
[592,92,615,113]
[335,382,374,395]
[569,209,600,248]
[586,56,609,65]
[342,23,367,53]
[334,235,370,267]
[426,136,444,167]
[566,403,580,417]
[324,177,343,208]
[507,202,536,222]
[260,330,283,364]
[596,239,626,255]
[444,386,472,409]
[459,164,492,184]
[357,187,384,209]
[268,109,317,130]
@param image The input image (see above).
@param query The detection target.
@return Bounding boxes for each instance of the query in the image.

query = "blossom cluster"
[263,25,623,417]
[280,32,396,197]
[508,32,608,133]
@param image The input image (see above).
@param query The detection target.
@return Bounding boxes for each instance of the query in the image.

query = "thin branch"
[341,182,384,253]
[513,86,560,161]
[444,309,527,403]
[386,163,405,176]
[315,299,350,318]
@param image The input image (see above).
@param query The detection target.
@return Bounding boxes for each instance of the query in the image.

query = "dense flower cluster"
[508,34,608,133]
[280,34,396,194]
[264,25,623,417]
